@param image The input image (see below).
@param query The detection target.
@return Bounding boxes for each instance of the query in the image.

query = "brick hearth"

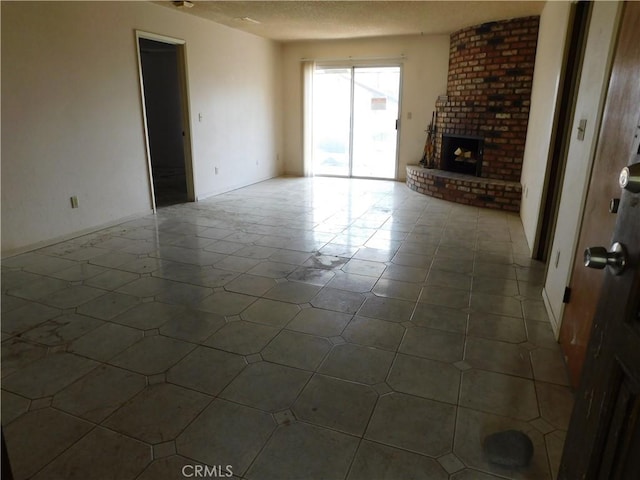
[406,165,521,212]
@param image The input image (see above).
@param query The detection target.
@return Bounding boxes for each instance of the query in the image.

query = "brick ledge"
[406,165,521,212]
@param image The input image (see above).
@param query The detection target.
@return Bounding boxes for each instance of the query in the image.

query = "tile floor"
[1,177,574,479]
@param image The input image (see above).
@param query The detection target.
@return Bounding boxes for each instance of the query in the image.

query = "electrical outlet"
[70,196,79,208]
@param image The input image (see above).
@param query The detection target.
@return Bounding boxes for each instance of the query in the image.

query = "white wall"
[543,1,622,336]
[1,1,282,256]
[519,1,572,250]
[281,35,450,178]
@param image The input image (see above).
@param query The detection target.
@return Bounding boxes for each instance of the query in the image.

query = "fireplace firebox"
[441,134,483,177]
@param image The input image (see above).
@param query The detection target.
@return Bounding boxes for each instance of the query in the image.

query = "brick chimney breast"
[435,16,540,182]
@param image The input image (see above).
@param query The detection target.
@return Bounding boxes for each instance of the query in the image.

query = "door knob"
[619,163,640,193]
[584,242,627,275]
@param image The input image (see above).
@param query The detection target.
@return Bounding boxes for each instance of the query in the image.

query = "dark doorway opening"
[534,1,592,261]
[139,38,188,207]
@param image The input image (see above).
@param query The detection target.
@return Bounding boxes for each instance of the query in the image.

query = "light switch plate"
[577,118,587,141]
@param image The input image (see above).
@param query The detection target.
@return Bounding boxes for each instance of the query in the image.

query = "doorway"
[534,1,592,261]
[312,65,400,179]
[136,32,195,209]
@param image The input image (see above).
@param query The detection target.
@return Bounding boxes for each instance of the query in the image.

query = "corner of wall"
[519,1,572,252]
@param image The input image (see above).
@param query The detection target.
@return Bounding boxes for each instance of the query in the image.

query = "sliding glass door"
[312,65,400,179]
[312,67,352,176]
[352,66,400,178]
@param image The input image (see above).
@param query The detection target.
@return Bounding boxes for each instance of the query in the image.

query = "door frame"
[312,62,403,180]
[535,0,592,262]
[541,1,622,337]
[135,30,196,212]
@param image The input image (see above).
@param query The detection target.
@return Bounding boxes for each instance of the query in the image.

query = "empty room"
[2,1,639,479]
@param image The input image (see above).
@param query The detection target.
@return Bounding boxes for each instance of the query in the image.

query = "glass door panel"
[351,66,400,179]
[312,67,352,177]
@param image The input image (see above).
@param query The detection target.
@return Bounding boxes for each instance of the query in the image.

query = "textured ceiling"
[157,1,545,41]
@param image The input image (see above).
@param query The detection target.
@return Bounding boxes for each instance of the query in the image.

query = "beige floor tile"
[247,422,358,480]
[1,177,569,480]
[159,309,226,343]
[536,381,575,430]
[263,281,322,303]
[411,303,468,333]
[31,427,152,480]
[460,369,539,420]
[52,364,146,422]
[220,361,311,412]
[342,315,405,351]
[68,322,143,362]
[20,314,103,346]
[261,330,331,370]
[358,295,415,323]
[365,392,457,457]
[177,399,275,476]
[319,343,394,384]
[454,407,551,479]
[0,390,30,426]
[348,441,448,480]
[3,408,93,479]
[167,346,246,395]
[240,298,301,327]
[204,320,279,355]
[3,352,99,399]
[465,336,532,378]
[103,383,211,444]
[388,353,461,404]
[195,290,257,315]
[286,307,352,337]
[468,312,527,343]
[1,302,62,335]
[292,374,377,435]
[530,348,570,386]
[109,336,195,375]
[400,326,465,363]
[310,287,365,314]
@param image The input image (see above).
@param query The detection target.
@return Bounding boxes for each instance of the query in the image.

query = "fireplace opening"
[441,134,484,177]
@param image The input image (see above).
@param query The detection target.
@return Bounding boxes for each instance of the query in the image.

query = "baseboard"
[196,173,282,202]
[542,286,561,340]
[1,209,154,259]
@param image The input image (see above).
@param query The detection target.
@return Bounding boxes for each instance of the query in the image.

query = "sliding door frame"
[312,62,403,180]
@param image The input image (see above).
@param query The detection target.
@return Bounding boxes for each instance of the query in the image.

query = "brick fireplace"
[407,15,540,211]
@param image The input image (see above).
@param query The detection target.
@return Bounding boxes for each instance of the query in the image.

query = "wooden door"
[559,2,640,478]
[558,1,640,388]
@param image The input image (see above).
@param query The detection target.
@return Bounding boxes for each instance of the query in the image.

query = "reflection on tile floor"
[1,177,573,479]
